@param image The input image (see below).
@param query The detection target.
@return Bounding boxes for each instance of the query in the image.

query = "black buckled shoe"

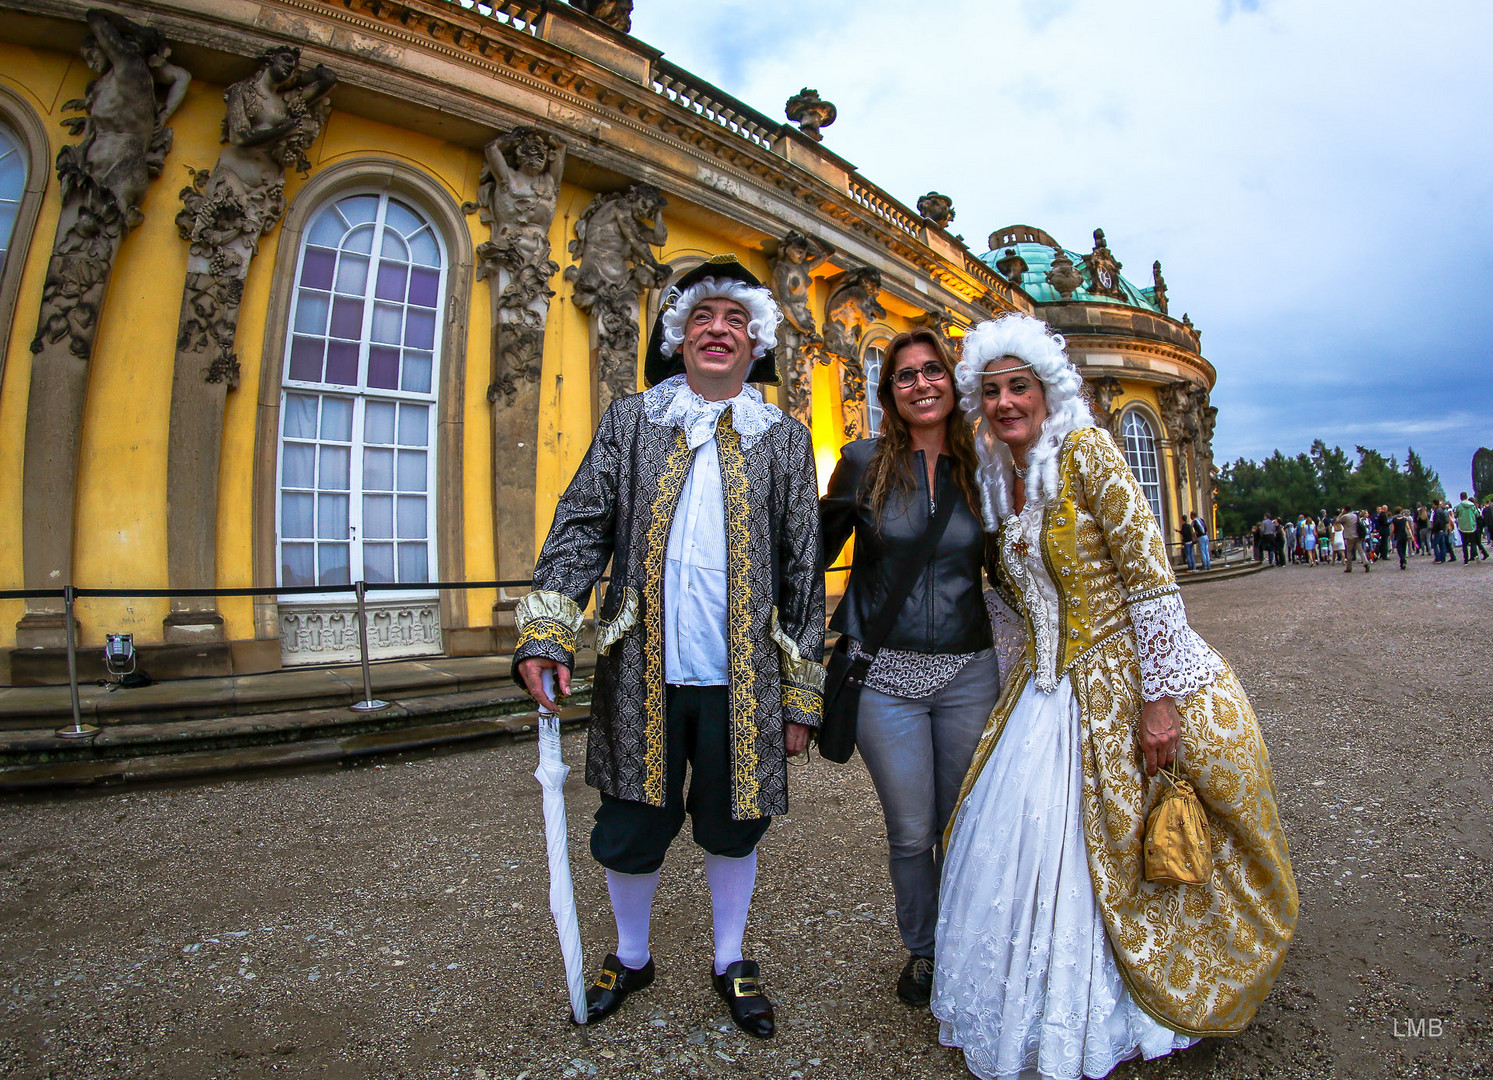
[896,953,935,1007]
[583,953,654,1025]
[713,959,775,1039]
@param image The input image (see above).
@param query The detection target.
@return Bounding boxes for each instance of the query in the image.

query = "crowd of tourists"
[514,257,1296,1080]
[1248,496,1493,571]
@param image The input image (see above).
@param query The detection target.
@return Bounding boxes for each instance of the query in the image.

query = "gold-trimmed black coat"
[512,393,825,821]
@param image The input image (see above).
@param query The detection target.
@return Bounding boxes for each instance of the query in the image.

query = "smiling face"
[980,357,1049,458]
[888,340,954,433]
[680,296,755,399]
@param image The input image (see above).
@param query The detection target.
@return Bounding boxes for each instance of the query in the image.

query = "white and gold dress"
[931,427,1297,1080]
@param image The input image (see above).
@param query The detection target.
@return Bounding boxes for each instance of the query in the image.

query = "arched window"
[277,193,445,594]
[0,122,23,277]
[1121,410,1165,525]
[863,342,886,435]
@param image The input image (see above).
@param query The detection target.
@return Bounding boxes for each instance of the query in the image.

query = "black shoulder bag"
[816,478,960,763]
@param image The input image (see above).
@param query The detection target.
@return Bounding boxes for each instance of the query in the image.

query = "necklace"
[1012,462,1030,480]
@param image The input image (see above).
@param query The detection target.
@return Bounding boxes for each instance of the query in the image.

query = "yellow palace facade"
[0,0,1219,684]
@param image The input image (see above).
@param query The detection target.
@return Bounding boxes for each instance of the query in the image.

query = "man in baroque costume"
[514,256,825,1038]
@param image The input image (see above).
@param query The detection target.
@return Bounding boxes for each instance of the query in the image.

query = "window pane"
[364,401,396,445]
[396,449,427,492]
[306,211,342,248]
[319,445,350,490]
[367,346,399,390]
[384,200,422,235]
[335,253,368,294]
[408,267,439,307]
[329,296,363,339]
[381,231,409,261]
[324,341,358,386]
[281,543,314,587]
[363,447,394,490]
[319,543,351,586]
[404,308,435,350]
[320,397,353,442]
[281,492,313,537]
[282,443,315,488]
[283,394,318,439]
[338,195,379,225]
[317,492,349,539]
[288,336,324,382]
[397,542,428,583]
[401,352,432,394]
[300,247,336,290]
[363,493,394,538]
[375,262,408,302]
[371,303,402,344]
[344,224,374,255]
[293,292,330,334]
[397,494,427,538]
[364,543,395,584]
[397,404,429,447]
[408,229,439,267]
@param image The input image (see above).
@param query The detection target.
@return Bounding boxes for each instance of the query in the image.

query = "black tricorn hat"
[643,254,780,388]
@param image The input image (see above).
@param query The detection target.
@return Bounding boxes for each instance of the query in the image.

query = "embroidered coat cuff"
[513,590,585,672]
[771,613,825,729]
[1128,590,1225,701]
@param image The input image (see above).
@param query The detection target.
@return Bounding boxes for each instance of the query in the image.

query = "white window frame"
[1121,409,1166,526]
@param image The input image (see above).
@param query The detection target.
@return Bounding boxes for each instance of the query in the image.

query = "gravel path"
[2,555,1490,1080]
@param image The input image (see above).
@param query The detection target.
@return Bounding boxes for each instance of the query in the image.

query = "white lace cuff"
[985,589,1029,681]
[1128,591,1224,701]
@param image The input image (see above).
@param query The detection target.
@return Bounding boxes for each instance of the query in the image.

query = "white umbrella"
[534,669,587,1026]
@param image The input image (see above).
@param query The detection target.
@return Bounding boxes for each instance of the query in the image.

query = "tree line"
[1214,442,1445,537]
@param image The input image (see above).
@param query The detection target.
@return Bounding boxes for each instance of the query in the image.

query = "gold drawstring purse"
[1144,766,1212,885]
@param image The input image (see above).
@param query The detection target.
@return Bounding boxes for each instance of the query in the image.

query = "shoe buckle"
[594,969,618,991]
[731,977,760,998]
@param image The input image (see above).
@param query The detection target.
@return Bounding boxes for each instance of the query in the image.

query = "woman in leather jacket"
[819,327,999,1008]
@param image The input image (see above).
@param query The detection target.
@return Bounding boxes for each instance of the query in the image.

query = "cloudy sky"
[629,0,1492,494]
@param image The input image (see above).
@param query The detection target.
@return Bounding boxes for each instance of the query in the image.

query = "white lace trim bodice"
[642,373,782,450]
[1128,591,1225,701]
[1001,506,1062,693]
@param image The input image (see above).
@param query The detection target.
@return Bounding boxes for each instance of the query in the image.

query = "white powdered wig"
[955,314,1095,527]
[658,276,782,360]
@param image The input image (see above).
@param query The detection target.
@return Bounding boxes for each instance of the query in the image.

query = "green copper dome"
[979,227,1163,314]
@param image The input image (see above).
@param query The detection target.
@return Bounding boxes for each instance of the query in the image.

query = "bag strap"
[856,471,961,658]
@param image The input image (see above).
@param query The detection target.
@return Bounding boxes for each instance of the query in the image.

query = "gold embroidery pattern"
[641,429,693,807]
[515,617,576,655]
[717,415,760,820]
[780,685,822,720]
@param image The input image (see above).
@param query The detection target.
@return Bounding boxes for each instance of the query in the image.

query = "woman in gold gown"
[930,314,1297,1080]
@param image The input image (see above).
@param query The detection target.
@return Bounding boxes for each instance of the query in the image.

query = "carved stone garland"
[1086,376,1124,436]
[162,48,335,644]
[463,126,566,633]
[821,266,885,442]
[564,183,669,418]
[768,229,834,427]
[18,11,191,646]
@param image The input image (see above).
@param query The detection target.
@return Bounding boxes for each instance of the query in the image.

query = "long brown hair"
[864,328,981,517]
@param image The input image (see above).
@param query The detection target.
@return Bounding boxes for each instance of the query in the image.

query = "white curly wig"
[954,314,1095,527]
[658,276,782,360]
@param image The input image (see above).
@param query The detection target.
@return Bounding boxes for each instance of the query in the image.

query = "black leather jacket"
[820,438,992,654]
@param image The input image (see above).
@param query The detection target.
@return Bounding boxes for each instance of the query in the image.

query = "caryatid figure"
[769,230,834,426]
[821,266,886,442]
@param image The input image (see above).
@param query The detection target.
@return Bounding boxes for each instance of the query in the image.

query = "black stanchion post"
[350,579,390,713]
[55,585,99,739]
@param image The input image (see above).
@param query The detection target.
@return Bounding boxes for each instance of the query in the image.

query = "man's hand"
[785,721,810,757]
[517,657,571,713]
[1138,697,1182,776]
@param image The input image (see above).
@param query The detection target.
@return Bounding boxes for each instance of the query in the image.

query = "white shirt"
[664,441,729,684]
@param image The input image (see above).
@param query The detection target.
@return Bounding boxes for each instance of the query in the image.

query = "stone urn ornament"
[1045,246,1084,300]
[785,88,837,141]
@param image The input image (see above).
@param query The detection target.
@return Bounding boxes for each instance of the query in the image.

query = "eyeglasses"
[891,362,949,389]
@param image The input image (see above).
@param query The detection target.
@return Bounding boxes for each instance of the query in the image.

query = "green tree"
[1473,447,1493,501]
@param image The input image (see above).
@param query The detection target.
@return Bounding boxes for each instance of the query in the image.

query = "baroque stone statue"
[769,229,835,426]
[19,10,190,646]
[1045,246,1083,300]
[1083,227,1123,298]
[1159,381,1200,491]
[570,0,633,32]
[467,127,566,405]
[822,266,885,441]
[1151,260,1169,315]
[162,47,334,642]
[995,247,1028,284]
[916,192,955,228]
[785,88,837,142]
[565,183,669,413]
[1086,376,1124,435]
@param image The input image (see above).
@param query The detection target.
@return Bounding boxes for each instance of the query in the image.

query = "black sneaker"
[897,954,934,1007]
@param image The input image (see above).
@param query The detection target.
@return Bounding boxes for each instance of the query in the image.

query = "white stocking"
[605,868,660,970]
[704,850,757,976]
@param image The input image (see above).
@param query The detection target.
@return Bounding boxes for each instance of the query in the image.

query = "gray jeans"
[854,649,1001,956]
